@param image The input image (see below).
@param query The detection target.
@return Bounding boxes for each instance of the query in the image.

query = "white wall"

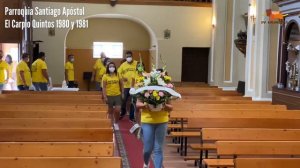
[32,2,212,84]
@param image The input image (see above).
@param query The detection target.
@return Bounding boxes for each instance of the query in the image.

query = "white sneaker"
[129,123,140,134]
[113,123,119,130]
[143,163,149,168]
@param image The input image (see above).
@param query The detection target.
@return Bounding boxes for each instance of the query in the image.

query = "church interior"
[0,0,300,168]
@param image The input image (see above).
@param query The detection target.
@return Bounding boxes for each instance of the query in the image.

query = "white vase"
[148,104,164,112]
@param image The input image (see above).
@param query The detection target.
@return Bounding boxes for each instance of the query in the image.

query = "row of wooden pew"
[168,86,300,168]
[0,91,121,168]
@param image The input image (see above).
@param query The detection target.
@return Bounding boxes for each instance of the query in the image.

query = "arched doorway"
[65,15,157,90]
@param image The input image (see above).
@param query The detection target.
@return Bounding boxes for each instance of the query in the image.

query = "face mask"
[101,58,106,62]
[109,67,115,73]
[25,58,30,62]
[137,66,144,72]
[70,58,74,62]
[126,57,132,63]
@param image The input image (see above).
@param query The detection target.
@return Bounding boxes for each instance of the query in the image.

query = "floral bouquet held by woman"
[130,65,181,111]
[129,65,181,139]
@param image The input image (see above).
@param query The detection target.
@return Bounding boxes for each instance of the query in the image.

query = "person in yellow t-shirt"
[102,62,123,129]
[0,50,9,91]
[118,51,137,121]
[136,99,173,168]
[131,62,147,125]
[31,52,49,91]
[16,53,31,90]
[65,54,75,88]
[93,52,106,91]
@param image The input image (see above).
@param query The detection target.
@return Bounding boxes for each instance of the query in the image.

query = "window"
[93,42,123,58]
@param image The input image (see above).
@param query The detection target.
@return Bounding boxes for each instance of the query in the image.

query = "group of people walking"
[96,51,173,168]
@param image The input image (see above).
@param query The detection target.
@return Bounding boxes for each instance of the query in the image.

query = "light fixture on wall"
[110,0,117,7]
[212,16,216,28]
[249,3,256,23]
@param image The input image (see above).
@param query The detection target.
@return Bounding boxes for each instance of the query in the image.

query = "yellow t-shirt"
[93,59,106,82]
[31,59,48,83]
[141,108,169,124]
[65,61,74,81]
[118,61,137,88]
[16,60,32,86]
[133,72,145,88]
[102,74,121,96]
[0,61,9,83]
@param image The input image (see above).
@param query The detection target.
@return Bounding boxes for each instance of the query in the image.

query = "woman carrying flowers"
[102,62,123,130]
[136,97,173,168]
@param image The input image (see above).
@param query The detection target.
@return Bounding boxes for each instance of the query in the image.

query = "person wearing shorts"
[102,62,123,130]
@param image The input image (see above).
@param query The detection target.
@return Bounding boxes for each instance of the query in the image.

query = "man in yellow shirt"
[0,50,9,91]
[16,53,31,90]
[93,52,106,91]
[65,54,75,88]
[118,51,137,121]
[31,52,49,91]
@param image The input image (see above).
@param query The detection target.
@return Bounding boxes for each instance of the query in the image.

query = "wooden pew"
[180,96,251,100]
[0,110,107,118]
[0,98,103,104]
[0,91,119,167]
[203,141,300,167]
[0,118,111,128]
[172,104,286,110]
[202,128,300,141]
[0,142,114,157]
[0,94,102,100]
[0,128,113,142]
[235,158,300,168]
[188,128,300,164]
[0,157,121,168]
[175,100,270,104]
[2,91,100,95]
[171,118,300,156]
[0,104,107,111]
[187,118,300,129]
[171,110,300,119]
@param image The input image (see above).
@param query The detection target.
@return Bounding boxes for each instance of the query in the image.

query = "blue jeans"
[0,84,3,91]
[18,85,29,91]
[121,88,135,120]
[142,122,168,168]
[33,82,48,91]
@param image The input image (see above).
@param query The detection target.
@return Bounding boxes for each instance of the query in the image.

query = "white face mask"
[70,58,74,62]
[126,57,132,63]
[101,57,106,62]
[109,67,115,73]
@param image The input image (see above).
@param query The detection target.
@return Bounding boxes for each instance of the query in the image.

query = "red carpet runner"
[118,117,154,168]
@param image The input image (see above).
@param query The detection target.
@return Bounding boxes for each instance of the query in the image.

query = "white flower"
[144,78,151,86]
[157,77,167,86]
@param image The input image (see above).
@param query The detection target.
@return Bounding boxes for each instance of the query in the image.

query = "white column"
[245,0,272,100]
[210,0,226,86]
[245,0,256,97]
[253,0,272,100]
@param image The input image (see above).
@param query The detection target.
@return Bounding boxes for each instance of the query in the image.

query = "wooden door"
[181,47,209,83]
